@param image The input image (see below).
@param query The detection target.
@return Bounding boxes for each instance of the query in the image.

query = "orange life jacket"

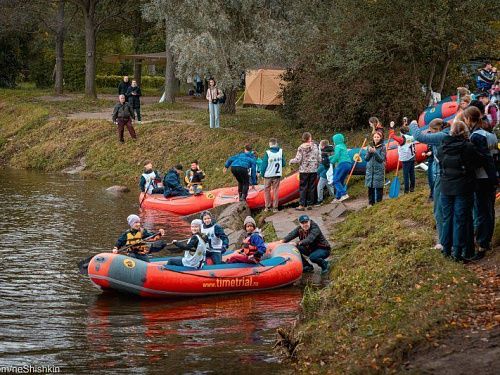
[241,233,262,255]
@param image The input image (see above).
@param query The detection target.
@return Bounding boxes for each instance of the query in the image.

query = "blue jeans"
[427,161,434,198]
[474,181,496,249]
[434,175,444,241]
[333,162,352,199]
[317,177,335,202]
[206,249,223,264]
[208,102,220,128]
[299,247,329,270]
[440,193,473,259]
[402,159,415,193]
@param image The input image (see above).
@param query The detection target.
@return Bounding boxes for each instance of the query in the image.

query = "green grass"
[283,190,475,373]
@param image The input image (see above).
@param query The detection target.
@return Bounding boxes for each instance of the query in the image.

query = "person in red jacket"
[226,216,266,264]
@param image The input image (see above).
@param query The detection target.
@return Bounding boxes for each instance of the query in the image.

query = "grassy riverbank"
[277,190,479,373]
[0,86,367,190]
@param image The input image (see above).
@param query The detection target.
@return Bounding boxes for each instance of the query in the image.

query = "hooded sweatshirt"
[329,134,351,166]
[290,142,321,173]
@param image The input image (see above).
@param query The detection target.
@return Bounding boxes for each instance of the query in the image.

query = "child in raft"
[184,160,205,195]
[112,214,165,262]
[200,211,229,264]
[226,216,266,264]
[364,130,386,206]
[167,219,208,268]
[139,160,164,194]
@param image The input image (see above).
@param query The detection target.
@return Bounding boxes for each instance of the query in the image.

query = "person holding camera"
[206,78,224,129]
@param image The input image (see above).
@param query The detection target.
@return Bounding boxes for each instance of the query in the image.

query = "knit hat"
[191,219,203,227]
[243,216,256,228]
[127,214,140,227]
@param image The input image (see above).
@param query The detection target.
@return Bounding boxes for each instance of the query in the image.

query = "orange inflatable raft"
[87,243,302,298]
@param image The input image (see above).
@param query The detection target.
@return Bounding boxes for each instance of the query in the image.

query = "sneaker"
[306,206,313,210]
[332,198,341,203]
[339,194,349,202]
[272,208,279,213]
[321,260,330,274]
[296,206,305,211]
[467,250,486,261]
[315,202,323,207]
[433,244,443,251]
[264,208,270,212]
[302,265,314,273]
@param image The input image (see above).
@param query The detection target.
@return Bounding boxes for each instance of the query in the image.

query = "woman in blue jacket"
[223,144,257,201]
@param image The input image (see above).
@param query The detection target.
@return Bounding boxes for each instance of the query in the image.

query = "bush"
[96,75,164,89]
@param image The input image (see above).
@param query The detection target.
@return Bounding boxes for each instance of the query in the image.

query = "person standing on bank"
[112,94,136,143]
[279,215,331,274]
[126,79,142,124]
[224,144,257,201]
[206,78,224,129]
[364,130,386,206]
[118,76,131,100]
[290,132,321,211]
[260,138,286,212]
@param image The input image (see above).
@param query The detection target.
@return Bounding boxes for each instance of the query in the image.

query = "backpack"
[441,147,466,179]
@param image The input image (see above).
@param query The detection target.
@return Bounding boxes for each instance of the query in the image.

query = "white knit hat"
[243,216,256,227]
[191,219,203,227]
[127,214,140,227]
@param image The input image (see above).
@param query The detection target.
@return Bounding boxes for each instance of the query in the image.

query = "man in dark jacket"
[112,94,136,143]
[163,164,190,198]
[126,79,142,123]
[280,215,331,274]
[118,76,131,100]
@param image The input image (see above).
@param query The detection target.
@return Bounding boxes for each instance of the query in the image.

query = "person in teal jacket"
[329,133,352,202]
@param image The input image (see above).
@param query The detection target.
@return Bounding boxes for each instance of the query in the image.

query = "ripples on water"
[0,169,301,374]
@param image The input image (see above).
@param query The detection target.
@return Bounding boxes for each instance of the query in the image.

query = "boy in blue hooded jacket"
[329,134,352,202]
[224,144,257,201]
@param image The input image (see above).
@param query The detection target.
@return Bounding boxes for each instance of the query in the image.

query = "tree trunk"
[163,21,176,103]
[83,8,97,98]
[221,87,237,114]
[54,0,65,95]
[437,58,451,94]
[133,59,142,86]
[424,61,436,105]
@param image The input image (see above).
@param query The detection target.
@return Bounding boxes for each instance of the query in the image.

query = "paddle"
[389,155,401,199]
[77,231,161,275]
[345,138,367,187]
[139,179,155,208]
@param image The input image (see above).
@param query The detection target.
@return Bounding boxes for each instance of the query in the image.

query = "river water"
[0,169,302,374]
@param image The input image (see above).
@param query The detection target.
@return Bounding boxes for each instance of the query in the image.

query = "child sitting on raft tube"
[200,211,229,264]
[112,214,165,262]
[184,160,205,195]
[139,160,164,194]
[226,216,266,264]
[168,219,208,268]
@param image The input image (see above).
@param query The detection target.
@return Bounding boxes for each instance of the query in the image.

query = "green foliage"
[0,33,26,88]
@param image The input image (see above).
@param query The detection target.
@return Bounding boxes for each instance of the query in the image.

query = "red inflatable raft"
[88,243,302,298]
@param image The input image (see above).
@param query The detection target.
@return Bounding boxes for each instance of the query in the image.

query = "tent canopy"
[243,69,286,106]
[103,52,167,65]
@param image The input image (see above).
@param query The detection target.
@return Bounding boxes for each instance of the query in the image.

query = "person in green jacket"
[329,133,352,202]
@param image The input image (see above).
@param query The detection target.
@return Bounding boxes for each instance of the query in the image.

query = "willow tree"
[143,0,289,112]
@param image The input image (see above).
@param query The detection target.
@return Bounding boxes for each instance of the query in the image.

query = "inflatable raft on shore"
[88,243,302,298]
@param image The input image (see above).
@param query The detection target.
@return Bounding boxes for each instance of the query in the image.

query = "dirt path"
[403,251,500,374]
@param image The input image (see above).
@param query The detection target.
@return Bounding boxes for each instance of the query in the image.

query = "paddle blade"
[389,176,400,198]
[77,255,94,275]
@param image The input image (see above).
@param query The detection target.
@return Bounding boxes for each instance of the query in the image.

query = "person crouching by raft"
[185,160,205,195]
[167,219,208,268]
[226,216,266,264]
[200,211,229,264]
[223,144,257,202]
[163,164,190,198]
[112,214,165,262]
[279,214,331,274]
[140,160,164,195]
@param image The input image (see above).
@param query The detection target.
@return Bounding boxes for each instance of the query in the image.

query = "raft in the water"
[87,243,302,298]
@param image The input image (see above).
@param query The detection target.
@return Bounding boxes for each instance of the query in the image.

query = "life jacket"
[142,171,158,194]
[201,224,224,251]
[397,134,416,162]
[126,230,148,253]
[241,231,263,255]
[182,234,207,268]
[264,148,283,178]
